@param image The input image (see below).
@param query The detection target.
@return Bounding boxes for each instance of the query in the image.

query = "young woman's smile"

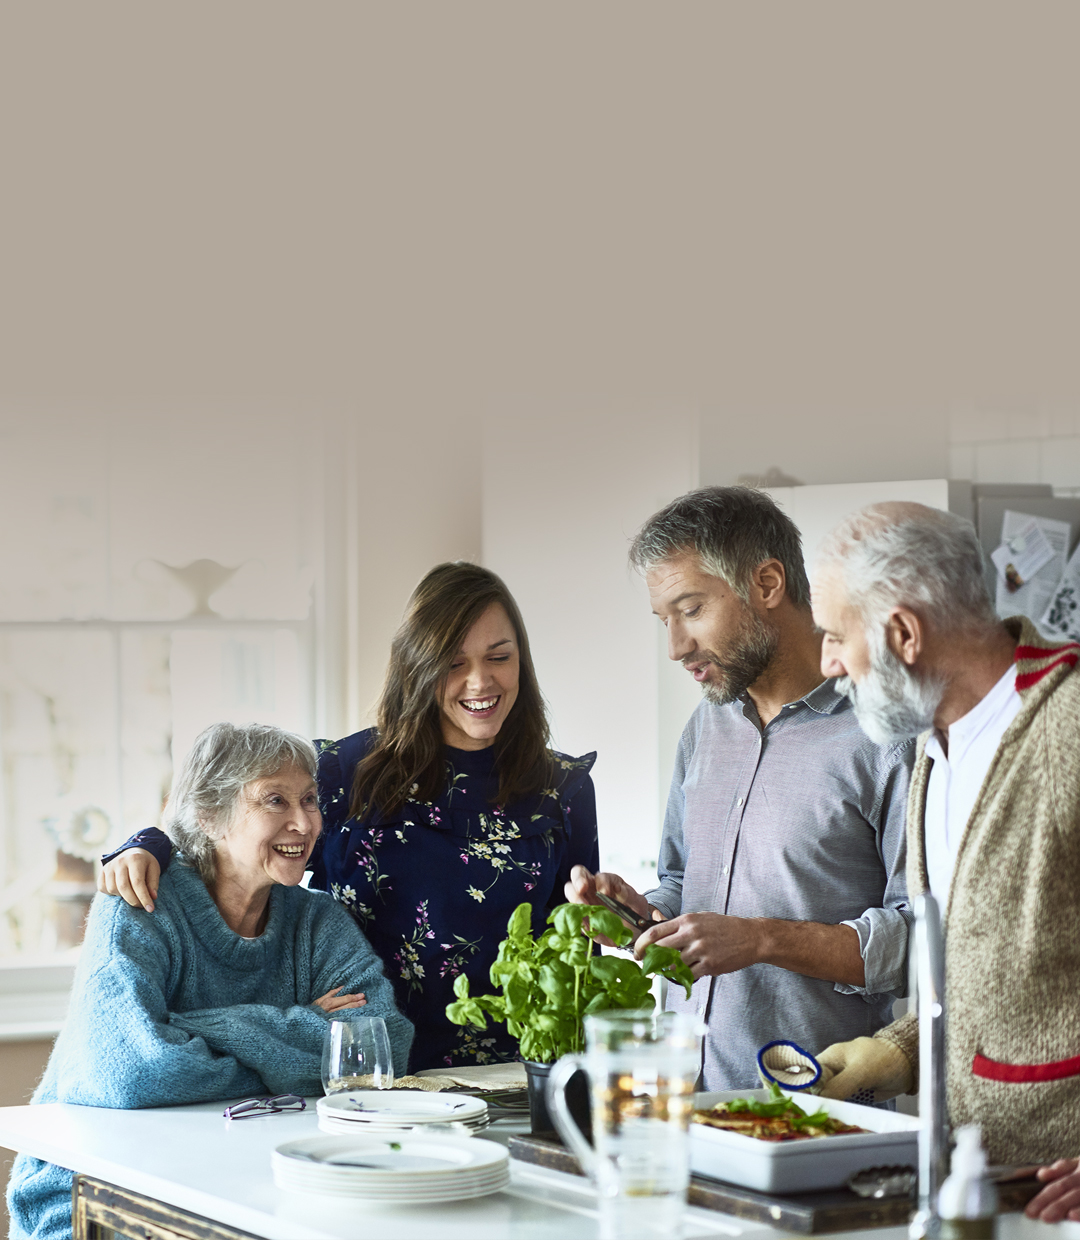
[439,603,520,749]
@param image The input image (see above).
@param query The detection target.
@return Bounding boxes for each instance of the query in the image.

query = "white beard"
[836,639,945,746]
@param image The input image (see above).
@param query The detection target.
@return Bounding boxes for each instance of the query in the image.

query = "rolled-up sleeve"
[835,739,914,999]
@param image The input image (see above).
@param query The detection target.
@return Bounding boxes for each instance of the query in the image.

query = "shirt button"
[723,865,730,876]
[736,797,744,807]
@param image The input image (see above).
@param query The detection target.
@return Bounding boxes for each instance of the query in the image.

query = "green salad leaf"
[445,901,695,1062]
[724,1081,833,1129]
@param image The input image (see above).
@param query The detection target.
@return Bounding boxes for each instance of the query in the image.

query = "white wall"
[766,479,953,573]
[483,409,698,893]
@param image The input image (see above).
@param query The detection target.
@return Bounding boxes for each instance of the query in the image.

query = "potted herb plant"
[446,902,695,1133]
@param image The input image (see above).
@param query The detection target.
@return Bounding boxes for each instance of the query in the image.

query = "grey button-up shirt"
[646,679,914,1090]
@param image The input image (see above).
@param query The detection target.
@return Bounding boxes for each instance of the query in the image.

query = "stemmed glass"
[321,1013,394,1094]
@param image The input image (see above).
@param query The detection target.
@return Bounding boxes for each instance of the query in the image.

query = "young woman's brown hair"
[350,562,553,819]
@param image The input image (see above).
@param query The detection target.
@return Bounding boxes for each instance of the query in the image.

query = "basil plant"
[445,901,695,1064]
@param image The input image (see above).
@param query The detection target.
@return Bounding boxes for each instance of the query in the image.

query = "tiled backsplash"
[949,408,1080,496]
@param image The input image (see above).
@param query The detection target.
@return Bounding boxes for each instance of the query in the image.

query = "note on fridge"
[1041,541,1080,643]
[990,517,1055,592]
[993,510,1070,631]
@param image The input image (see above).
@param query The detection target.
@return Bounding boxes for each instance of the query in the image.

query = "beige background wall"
[1,0,1079,1210]
[4,2,1080,706]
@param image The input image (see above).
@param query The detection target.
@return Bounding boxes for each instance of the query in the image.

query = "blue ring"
[757,1039,823,1091]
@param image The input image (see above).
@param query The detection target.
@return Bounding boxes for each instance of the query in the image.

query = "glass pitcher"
[546,1009,703,1240]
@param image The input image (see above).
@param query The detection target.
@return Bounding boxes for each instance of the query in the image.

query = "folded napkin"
[416,1063,528,1091]
[338,1074,449,1092]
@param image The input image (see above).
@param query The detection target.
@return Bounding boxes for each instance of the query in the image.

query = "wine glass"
[321,1014,394,1094]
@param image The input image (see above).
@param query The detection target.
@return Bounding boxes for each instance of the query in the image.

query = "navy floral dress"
[310,730,597,1071]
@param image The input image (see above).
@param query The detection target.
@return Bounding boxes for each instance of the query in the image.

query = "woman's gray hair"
[629,486,811,609]
[162,722,318,882]
[816,502,997,634]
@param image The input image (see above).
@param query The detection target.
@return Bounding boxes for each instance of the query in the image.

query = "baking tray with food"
[690,1084,919,1193]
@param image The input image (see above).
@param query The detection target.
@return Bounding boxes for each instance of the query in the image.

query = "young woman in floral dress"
[99,562,599,1070]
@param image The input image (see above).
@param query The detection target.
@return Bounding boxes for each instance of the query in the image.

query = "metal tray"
[690,1089,919,1194]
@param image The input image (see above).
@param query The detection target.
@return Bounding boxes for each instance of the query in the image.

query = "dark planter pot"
[523,1059,592,1144]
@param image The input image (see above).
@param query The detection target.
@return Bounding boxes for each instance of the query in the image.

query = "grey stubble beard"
[698,609,779,707]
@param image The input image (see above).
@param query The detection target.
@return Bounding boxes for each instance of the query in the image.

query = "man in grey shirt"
[567,486,913,1089]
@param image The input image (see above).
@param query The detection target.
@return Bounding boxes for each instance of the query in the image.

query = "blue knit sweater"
[7,862,413,1240]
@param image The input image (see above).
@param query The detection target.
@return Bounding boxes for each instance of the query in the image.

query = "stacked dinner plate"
[272,1133,510,1202]
[316,1090,489,1136]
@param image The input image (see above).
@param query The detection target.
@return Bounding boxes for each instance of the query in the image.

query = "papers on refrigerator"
[1041,542,1080,643]
[993,511,1070,631]
[990,518,1056,592]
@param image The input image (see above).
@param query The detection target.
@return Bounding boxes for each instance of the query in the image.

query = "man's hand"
[1026,1158,1080,1223]
[313,987,367,1014]
[98,848,161,914]
[563,865,662,946]
[815,1036,914,1102]
[634,912,763,978]
[636,914,865,987]
[563,864,650,916]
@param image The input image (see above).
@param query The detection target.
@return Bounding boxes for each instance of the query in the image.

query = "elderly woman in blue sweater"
[8,722,412,1240]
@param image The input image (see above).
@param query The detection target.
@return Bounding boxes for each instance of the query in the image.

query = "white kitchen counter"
[0,1099,1077,1240]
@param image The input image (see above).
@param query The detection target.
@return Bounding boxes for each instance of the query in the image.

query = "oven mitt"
[815,1036,914,1104]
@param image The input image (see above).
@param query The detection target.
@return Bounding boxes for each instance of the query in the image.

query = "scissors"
[593,891,664,933]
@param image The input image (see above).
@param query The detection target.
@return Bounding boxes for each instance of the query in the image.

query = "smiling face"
[438,602,520,750]
[212,762,322,895]
[647,552,778,705]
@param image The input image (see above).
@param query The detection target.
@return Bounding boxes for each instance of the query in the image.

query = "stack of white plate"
[272,1133,510,1202]
[316,1090,489,1136]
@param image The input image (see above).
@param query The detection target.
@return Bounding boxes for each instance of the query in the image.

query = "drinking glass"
[321,1013,394,1094]
[547,1010,703,1240]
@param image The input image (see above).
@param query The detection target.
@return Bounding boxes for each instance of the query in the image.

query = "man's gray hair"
[163,722,318,882]
[816,502,997,633]
[629,486,811,609]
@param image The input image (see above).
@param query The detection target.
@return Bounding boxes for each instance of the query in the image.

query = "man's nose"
[666,623,693,662]
[820,648,847,679]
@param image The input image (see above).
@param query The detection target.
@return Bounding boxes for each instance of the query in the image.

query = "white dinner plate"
[317,1091,487,1123]
[317,1114,489,1137]
[272,1133,509,1201]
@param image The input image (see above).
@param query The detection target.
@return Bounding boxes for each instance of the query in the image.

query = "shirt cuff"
[643,884,682,921]
[834,906,912,999]
[101,830,172,871]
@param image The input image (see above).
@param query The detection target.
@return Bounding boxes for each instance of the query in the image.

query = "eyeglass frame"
[223,1094,307,1120]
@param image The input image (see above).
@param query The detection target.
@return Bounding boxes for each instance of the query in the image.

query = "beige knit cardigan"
[876,617,1080,1164]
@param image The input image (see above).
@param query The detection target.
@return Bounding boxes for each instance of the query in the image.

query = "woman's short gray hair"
[162,722,318,882]
[816,502,997,634]
[629,486,811,609]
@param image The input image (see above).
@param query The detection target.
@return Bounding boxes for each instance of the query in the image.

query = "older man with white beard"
[811,501,1080,1225]
[567,486,914,1091]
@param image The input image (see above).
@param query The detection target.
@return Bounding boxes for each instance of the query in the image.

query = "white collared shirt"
[924,662,1021,907]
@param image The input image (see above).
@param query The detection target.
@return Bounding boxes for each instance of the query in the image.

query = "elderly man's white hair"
[816,501,997,633]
